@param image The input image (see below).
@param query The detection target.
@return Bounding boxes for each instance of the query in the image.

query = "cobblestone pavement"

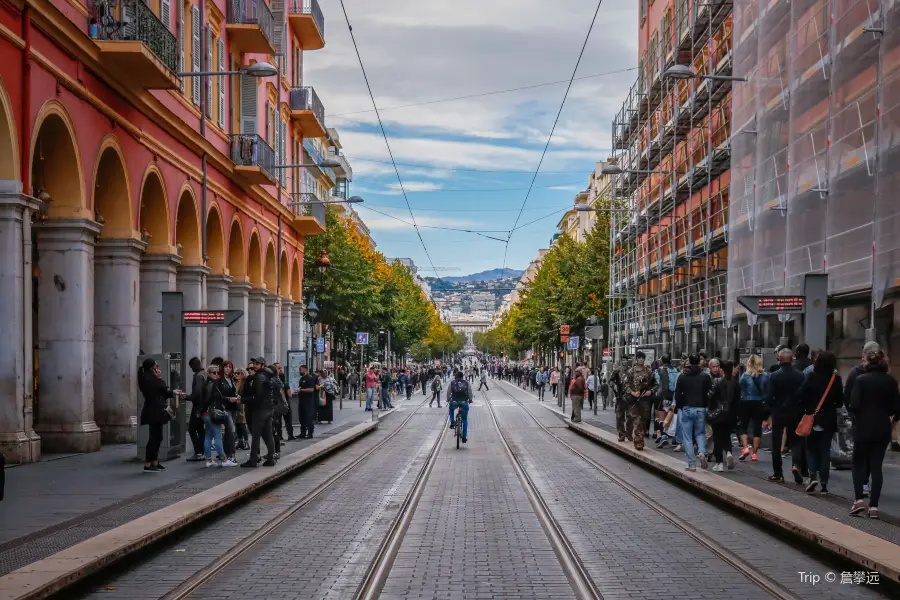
[496,380,892,600]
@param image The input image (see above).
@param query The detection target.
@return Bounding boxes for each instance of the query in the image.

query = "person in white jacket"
[586,369,598,411]
[477,368,490,391]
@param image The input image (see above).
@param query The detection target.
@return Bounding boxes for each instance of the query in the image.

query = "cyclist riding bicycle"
[447,370,473,443]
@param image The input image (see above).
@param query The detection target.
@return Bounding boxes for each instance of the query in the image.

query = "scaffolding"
[609,0,735,359]
[727,0,900,323]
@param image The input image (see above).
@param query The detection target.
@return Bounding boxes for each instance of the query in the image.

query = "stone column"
[247,288,268,360]
[291,303,305,350]
[280,299,293,362]
[228,281,251,367]
[34,219,103,453]
[264,295,281,364]
[94,238,146,444]
[206,274,232,362]
[139,254,181,355]
[177,265,209,364]
[0,186,41,463]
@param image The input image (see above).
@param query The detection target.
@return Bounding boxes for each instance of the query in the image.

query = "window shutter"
[191,5,200,105]
[218,38,226,128]
[267,105,274,146]
[240,76,258,134]
[273,109,280,173]
[295,48,303,87]
[206,27,213,117]
[161,0,171,31]
[280,119,287,186]
[178,0,185,93]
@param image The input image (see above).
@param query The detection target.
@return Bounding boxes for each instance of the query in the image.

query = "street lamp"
[600,158,676,177]
[664,64,747,82]
[176,61,278,79]
[272,158,343,170]
[574,203,634,213]
[315,250,331,274]
[306,297,319,322]
[287,196,363,208]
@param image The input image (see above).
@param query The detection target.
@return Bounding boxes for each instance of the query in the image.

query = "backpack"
[450,378,468,400]
[658,367,678,400]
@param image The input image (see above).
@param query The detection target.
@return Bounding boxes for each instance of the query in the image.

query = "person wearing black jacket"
[849,350,900,518]
[185,357,207,461]
[765,347,807,483]
[673,354,712,471]
[797,351,844,494]
[792,344,813,373]
[199,365,233,467]
[218,361,240,460]
[138,358,181,473]
[240,357,277,468]
[707,361,739,472]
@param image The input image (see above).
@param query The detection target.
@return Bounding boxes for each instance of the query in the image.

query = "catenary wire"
[501,0,605,278]
[327,66,637,118]
[357,204,511,242]
[339,0,445,286]
[348,157,599,174]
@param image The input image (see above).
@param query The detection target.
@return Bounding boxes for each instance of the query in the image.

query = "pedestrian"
[273,362,295,443]
[738,354,769,462]
[586,369,598,411]
[477,368,490,391]
[364,367,378,411]
[563,366,572,399]
[550,368,560,397]
[240,357,277,468]
[349,369,360,401]
[185,357,207,462]
[674,354,712,470]
[202,364,237,467]
[849,348,900,518]
[337,366,347,400]
[653,354,679,447]
[296,364,319,439]
[430,373,443,407]
[613,362,632,441]
[764,347,807,483]
[317,369,337,424]
[793,343,813,373]
[137,358,182,473]
[797,351,843,494]
[624,352,654,451]
[707,360,738,471]
[380,368,394,408]
[570,369,586,423]
[219,360,241,461]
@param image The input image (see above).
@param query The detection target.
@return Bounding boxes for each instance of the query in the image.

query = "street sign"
[560,335,570,343]
[559,325,571,335]
[585,326,604,340]
[182,310,243,327]
[602,347,611,357]
[356,332,369,345]
[737,295,805,315]
[316,337,325,353]
[567,336,580,350]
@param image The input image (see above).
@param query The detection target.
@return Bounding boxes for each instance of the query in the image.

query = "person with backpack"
[653,354,679,447]
[240,357,278,468]
[765,347,808,483]
[447,370,473,443]
[738,355,770,462]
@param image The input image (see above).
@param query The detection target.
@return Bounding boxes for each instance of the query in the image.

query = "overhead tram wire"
[326,66,637,119]
[339,0,444,285]
[357,204,511,241]
[500,0,604,278]
[348,157,596,174]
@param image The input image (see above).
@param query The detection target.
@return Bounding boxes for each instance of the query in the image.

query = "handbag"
[210,408,228,424]
[796,374,835,437]
[318,389,327,407]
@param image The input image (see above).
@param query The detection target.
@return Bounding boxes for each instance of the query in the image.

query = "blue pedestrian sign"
[567,336,580,350]
[316,337,325,353]
[356,332,369,345]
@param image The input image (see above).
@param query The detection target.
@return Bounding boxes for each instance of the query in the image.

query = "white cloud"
[388,181,443,193]
[546,185,582,191]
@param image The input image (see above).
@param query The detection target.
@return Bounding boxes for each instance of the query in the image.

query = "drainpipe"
[199,0,207,262]
[277,214,282,294]
[21,6,31,193]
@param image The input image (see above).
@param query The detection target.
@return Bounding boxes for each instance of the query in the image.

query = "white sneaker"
[205,460,215,468]
[712,463,725,472]
[673,444,683,452]
[725,451,735,470]
[221,459,238,467]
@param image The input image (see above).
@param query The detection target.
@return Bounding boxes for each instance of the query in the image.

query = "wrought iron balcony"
[287,0,325,50]
[226,0,275,55]
[290,86,327,137]
[291,192,327,236]
[230,133,277,186]
[90,0,179,89]
[303,138,335,182]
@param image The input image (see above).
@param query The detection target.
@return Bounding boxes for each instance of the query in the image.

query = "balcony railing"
[90,0,178,73]
[288,0,325,37]
[303,138,335,180]
[230,133,276,182]
[329,150,352,179]
[290,86,325,124]
[292,192,326,228]
[226,0,275,48]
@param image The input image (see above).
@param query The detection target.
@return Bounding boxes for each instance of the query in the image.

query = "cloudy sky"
[306,0,638,276]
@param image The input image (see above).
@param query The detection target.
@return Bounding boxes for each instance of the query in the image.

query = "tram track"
[492,383,801,600]
[482,389,604,600]
[156,398,443,600]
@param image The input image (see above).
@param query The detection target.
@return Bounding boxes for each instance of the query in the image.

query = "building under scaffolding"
[727,0,900,370]
[608,0,734,360]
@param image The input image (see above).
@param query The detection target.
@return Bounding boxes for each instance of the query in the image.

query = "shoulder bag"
[796,374,835,437]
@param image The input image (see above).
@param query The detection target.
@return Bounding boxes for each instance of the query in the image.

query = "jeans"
[249,408,275,462]
[382,388,393,408]
[537,383,545,400]
[449,400,470,438]
[145,424,163,463]
[805,429,833,485]
[679,407,707,466]
[853,440,887,505]
[365,387,376,410]
[770,416,806,478]
[202,414,225,460]
[430,390,441,406]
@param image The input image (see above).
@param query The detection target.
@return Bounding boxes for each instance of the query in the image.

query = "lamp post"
[305,297,319,371]
[663,64,747,83]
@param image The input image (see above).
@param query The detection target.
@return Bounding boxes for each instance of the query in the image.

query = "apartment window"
[190,4,200,105]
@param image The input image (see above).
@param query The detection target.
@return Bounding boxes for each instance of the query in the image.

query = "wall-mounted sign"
[182,310,243,327]
[738,296,805,315]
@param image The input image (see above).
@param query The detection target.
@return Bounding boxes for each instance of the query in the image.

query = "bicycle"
[455,405,464,449]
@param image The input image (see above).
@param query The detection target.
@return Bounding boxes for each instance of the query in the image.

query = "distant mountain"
[439,269,525,283]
